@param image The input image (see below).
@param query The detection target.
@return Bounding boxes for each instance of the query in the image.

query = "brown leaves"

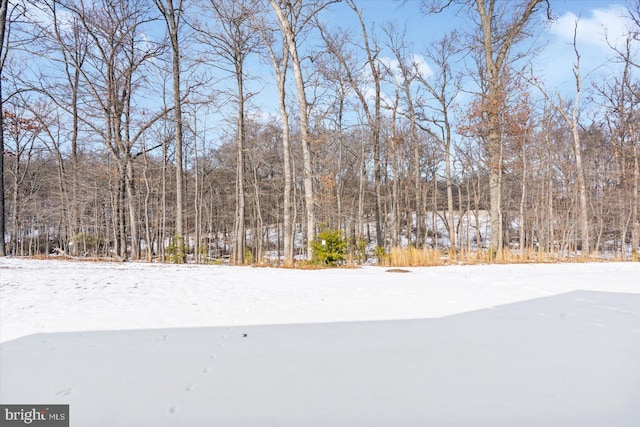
[2,109,42,135]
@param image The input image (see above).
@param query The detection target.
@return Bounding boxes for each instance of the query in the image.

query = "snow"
[1,258,638,342]
[1,258,639,426]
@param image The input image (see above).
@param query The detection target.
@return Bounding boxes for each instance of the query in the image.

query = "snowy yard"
[1,259,639,426]
[1,258,639,342]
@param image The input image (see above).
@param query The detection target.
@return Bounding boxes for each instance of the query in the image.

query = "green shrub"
[198,244,208,257]
[374,245,388,264]
[71,232,99,247]
[69,232,100,255]
[167,236,186,264]
[354,237,368,264]
[311,229,348,266]
[244,247,254,265]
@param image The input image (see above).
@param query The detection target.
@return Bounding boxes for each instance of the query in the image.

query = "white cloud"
[379,54,433,82]
[550,5,633,51]
[411,54,433,80]
[379,56,401,79]
[540,4,639,90]
[351,54,433,119]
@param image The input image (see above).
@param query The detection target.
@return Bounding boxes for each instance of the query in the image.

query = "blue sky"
[324,0,634,89]
[187,0,637,153]
[241,1,636,123]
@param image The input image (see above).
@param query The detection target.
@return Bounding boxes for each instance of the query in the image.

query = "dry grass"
[28,254,125,263]
[379,247,619,267]
[381,247,446,267]
[15,248,637,268]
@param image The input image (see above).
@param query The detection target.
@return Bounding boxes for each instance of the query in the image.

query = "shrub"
[244,247,254,265]
[311,229,348,266]
[69,232,100,255]
[354,237,368,263]
[166,236,186,264]
[374,245,388,264]
[71,232,99,247]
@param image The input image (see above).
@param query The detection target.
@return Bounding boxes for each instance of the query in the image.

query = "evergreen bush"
[166,236,187,264]
[311,229,348,266]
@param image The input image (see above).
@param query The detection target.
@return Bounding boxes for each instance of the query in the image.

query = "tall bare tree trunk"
[414,32,461,250]
[0,0,9,257]
[519,134,527,256]
[201,0,260,264]
[155,0,185,262]
[632,137,639,258]
[372,61,384,250]
[445,119,457,251]
[269,0,317,259]
[475,0,544,258]
[570,38,589,253]
[233,69,246,264]
[277,61,294,265]
[161,133,167,260]
[290,41,315,259]
[344,0,384,249]
[193,105,201,263]
[142,147,153,261]
[541,25,590,255]
[256,13,294,266]
[126,156,140,259]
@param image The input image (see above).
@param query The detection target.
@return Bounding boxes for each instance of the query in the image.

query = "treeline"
[0,0,638,264]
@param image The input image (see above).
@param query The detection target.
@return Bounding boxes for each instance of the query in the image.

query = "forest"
[0,0,638,265]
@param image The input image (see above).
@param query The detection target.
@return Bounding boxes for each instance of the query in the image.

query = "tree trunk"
[0,0,8,257]
[372,52,384,251]
[488,132,503,255]
[632,139,639,258]
[279,73,294,266]
[289,43,315,260]
[519,135,527,257]
[126,156,139,260]
[445,119,456,250]
[269,0,316,259]
[233,64,246,265]
[258,18,294,266]
[475,0,544,257]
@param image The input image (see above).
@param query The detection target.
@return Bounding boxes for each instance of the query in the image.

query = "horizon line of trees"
[0,0,638,264]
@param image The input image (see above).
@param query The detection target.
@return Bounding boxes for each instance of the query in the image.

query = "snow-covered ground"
[1,259,639,426]
[1,258,638,342]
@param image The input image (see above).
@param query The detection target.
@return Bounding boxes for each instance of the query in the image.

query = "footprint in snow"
[56,388,73,396]
[169,405,180,414]
[185,384,195,391]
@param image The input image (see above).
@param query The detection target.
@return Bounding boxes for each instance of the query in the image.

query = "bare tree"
[425,0,548,257]
[253,8,295,265]
[533,21,590,253]
[154,0,186,262]
[608,6,640,257]
[199,0,261,264]
[0,0,12,256]
[51,0,169,259]
[382,22,426,247]
[414,32,461,250]
[269,0,336,259]
[319,0,385,249]
[26,2,91,252]
[3,104,40,255]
